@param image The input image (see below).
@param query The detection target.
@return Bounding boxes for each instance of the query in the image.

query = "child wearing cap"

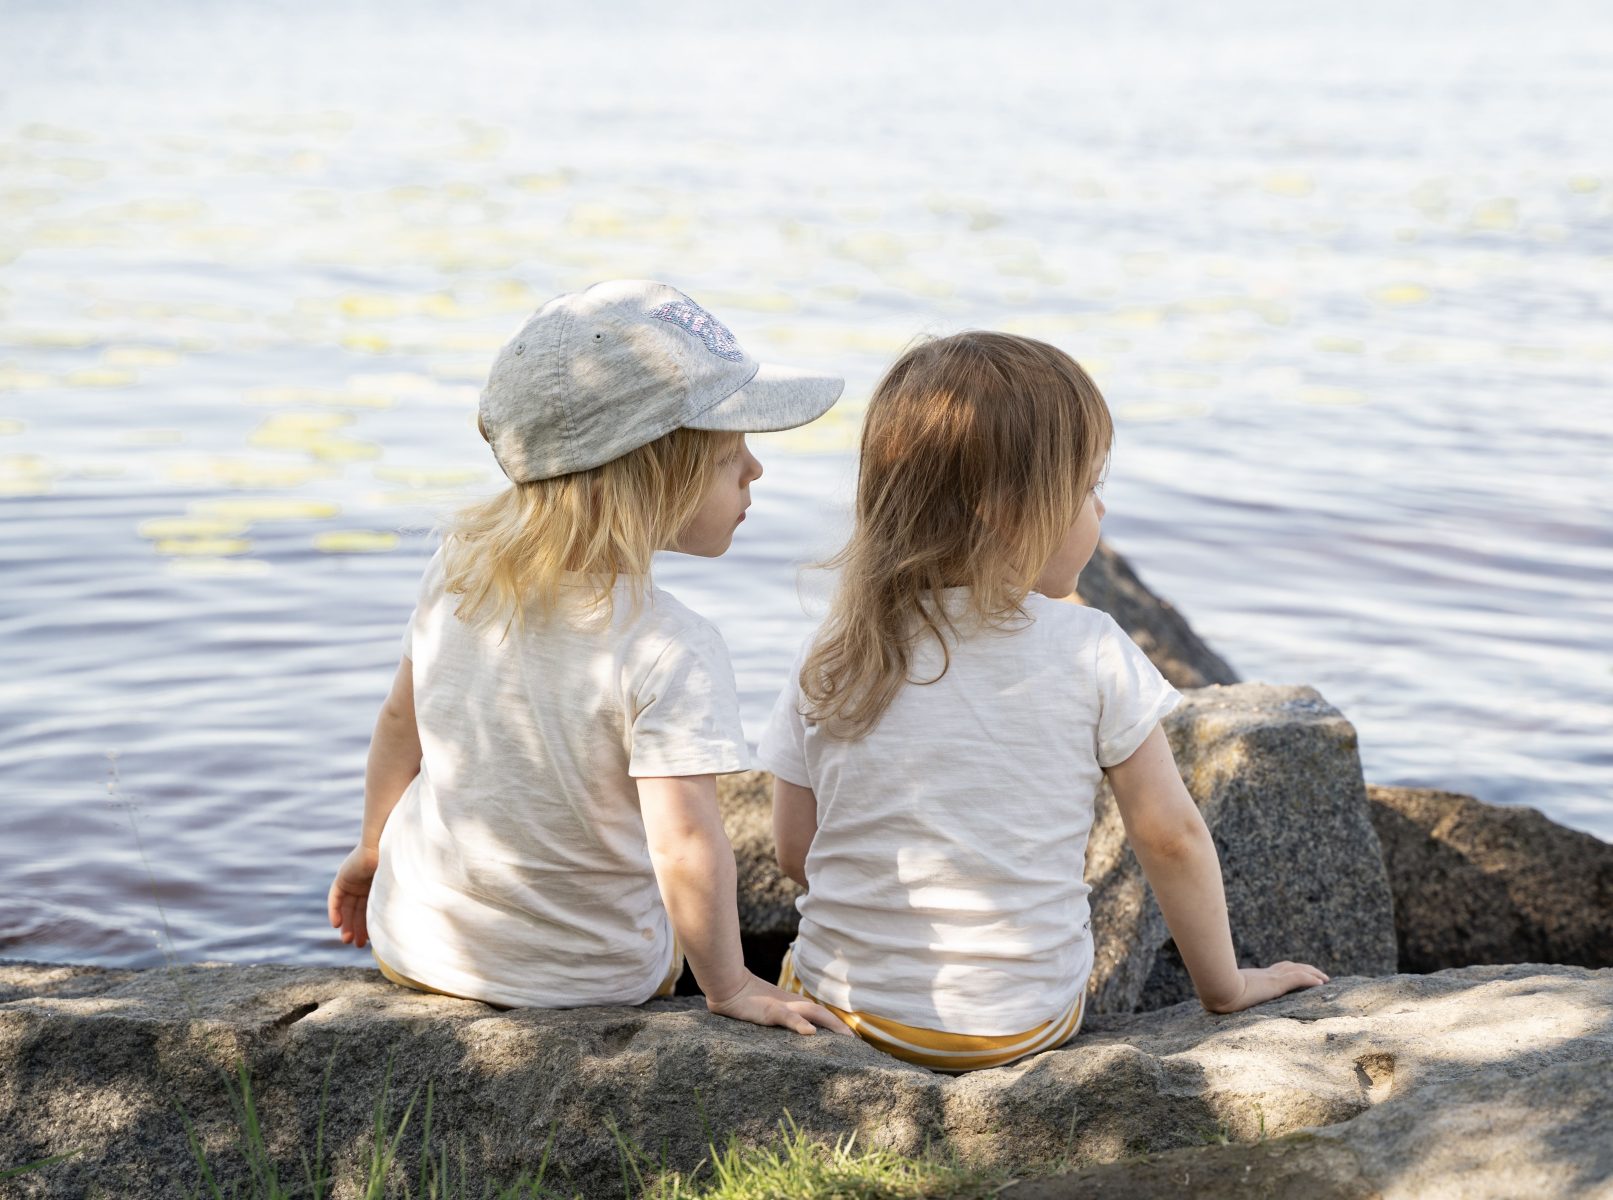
[327,280,851,1037]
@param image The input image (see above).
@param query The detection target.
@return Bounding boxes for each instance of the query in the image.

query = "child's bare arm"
[772,778,817,889]
[328,656,422,948]
[639,774,851,1036]
[1104,725,1328,1013]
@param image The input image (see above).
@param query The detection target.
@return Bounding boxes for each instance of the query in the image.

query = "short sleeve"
[756,638,813,787]
[1093,615,1182,768]
[627,618,752,778]
[401,545,444,660]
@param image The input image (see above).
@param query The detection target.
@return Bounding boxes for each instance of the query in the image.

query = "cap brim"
[682,361,844,433]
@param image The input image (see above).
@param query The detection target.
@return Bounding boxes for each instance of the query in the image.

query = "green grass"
[166,1060,1009,1200]
[617,1114,1006,1200]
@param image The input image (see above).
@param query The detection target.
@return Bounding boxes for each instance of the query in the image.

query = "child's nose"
[745,448,763,483]
[1095,494,1107,519]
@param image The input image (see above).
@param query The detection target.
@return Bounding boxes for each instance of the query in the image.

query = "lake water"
[2,0,1610,969]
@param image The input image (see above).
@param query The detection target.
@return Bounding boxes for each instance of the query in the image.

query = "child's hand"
[327,845,380,949]
[705,973,855,1037]
[1202,961,1329,1013]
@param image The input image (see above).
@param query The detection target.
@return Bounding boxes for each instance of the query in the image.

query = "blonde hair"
[443,425,743,631]
[801,331,1114,739]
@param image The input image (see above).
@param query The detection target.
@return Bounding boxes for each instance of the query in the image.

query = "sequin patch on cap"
[647,298,745,362]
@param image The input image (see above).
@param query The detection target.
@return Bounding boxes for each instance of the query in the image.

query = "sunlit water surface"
[2,1,1610,967]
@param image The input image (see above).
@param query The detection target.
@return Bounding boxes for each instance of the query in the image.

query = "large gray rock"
[1072,542,1240,689]
[1087,685,1398,1013]
[1366,784,1613,973]
[2,961,1607,1199]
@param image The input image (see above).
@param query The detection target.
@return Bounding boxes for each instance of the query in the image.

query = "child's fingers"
[345,895,368,948]
[1272,961,1328,992]
[797,1001,854,1037]
[769,1001,846,1036]
[328,887,366,947]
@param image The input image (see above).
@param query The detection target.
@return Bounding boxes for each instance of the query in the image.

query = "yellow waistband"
[777,948,1083,1073]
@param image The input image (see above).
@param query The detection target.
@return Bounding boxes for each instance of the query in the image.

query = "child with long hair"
[328,280,850,1037]
[759,331,1326,1070]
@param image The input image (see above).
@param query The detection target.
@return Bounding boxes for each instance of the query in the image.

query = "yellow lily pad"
[342,332,392,354]
[102,346,182,368]
[1261,172,1315,198]
[154,537,253,557]
[117,198,208,223]
[1,454,52,478]
[1113,400,1213,423]
[166,459,333,488]
[339,294,402,319]
[138,516,250,539]
[191,498,341,522]
[248,413,354,451]
[17,330,95,349]
[305,436,380,462]
[65,368,137,387]
[0,367,55,390]
[1108,308,1164,330]
[21,122,95,143]
[1470,198,1519,231]
[1374,284,1431,306]
[0,455,55,494]
[315,530,399,553]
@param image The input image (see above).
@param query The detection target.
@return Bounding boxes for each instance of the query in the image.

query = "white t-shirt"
[757,591,1180,1034]
[367,548,751,1008]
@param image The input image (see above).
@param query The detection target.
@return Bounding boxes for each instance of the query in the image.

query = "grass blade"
[0,1149,83,1181]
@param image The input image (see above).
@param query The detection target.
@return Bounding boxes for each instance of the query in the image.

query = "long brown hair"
[443,425,742,634]
[800,331,1113,738]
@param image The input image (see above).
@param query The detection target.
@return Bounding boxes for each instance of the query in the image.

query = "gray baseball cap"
[479,279,845,483]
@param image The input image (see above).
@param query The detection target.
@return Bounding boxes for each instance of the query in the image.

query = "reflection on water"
[1,0,1610,968]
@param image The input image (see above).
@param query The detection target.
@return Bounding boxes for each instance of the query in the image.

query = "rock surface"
[2,961,1608,1199]
[723,684,1400,1015]
[1367,784,1613,974]
[1071,542,1240,689]
[1001,1050,1613,1200]
[1086,684,1398,1013]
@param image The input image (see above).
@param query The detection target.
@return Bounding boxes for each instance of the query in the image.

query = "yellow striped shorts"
[777,947,1085,1073]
